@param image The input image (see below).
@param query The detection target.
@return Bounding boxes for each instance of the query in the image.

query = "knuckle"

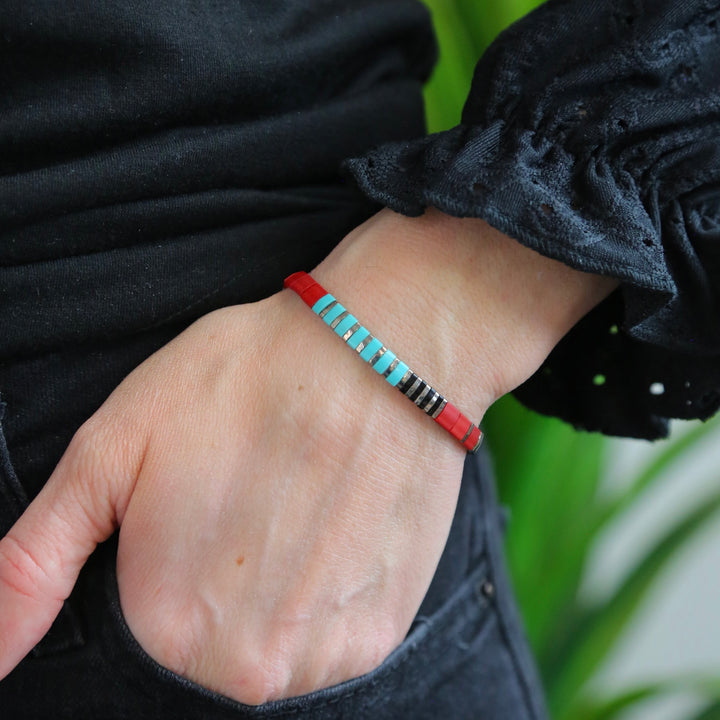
[225,665,282,706]
[152,624,201,680]
[359,620,402,672]
[83,405,143,457]
[229,645,293,705]
[120,603,208,686]
[236,674,276,706]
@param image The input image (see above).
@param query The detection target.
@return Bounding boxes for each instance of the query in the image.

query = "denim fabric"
[0,407,547,720]
[347,0,720,439]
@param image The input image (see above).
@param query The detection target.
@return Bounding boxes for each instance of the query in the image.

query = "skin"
[0,208,617,704]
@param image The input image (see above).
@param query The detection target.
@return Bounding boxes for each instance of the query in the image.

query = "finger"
[0,417,142,679]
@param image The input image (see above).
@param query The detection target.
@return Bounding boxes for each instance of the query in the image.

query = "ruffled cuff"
[345,0,720,439]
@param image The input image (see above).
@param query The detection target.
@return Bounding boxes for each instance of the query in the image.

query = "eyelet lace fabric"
[346,0,720,439]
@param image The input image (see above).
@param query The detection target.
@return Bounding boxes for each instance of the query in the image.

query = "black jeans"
[0,407,547,719]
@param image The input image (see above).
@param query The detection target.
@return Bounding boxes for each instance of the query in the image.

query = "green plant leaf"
[546,489,720,718]
[420,0,478,133]
[453,0,546,58]
[571,685,664,720]
[484,397,608,657]
[420,0,548,133]
[691,700,720,720]
[567,677,720,720]
[594,415,720,533]
[572,685,672,720]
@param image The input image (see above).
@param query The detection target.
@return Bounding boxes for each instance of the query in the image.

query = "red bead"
[435,403,460,433]
[447,412,471,442]
[284,271,327,308]
[463,425,483,452]
[436,403,481,451]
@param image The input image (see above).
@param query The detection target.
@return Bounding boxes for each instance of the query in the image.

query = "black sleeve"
[345,0,720,439]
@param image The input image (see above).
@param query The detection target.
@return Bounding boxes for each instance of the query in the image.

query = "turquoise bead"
[312,293,335,314]
[373,350,395,375]
[334,314,357,338]
[323,303,346,325]
[359,337,383,361]
[347,327,370,349]
[385,361,409,387]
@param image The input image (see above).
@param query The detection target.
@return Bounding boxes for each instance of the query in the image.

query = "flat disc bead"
[385,361,409,386]
[312,294,335,314]
[323,303,346,326]
[347,327,370,349]
[359,337,383,361]
[373,350,396,375]
[334,314,358,338]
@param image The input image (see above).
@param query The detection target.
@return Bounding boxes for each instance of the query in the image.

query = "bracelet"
[283,271,483,454]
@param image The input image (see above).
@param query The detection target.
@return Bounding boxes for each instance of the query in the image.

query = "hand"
[0,208,616,703]
[0,277,469,704]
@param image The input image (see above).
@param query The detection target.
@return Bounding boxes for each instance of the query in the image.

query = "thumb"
[0,417,141,680]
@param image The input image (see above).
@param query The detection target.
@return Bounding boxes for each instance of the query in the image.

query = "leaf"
[420,0,549,133]
[568,677,720,720]
[486,406,720,693]
[691,700,720,720]
[453,0,547,58]
[484,397,608,657]
[546,489,720,719]
[594,415,720,533]
[420,0,478,133]
[570,684,671,720]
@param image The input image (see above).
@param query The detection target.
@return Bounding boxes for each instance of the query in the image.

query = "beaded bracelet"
[284,271,483,454]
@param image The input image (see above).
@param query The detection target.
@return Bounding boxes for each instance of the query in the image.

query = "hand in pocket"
[0,289,468,704]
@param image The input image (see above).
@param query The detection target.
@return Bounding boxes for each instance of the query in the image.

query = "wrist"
[311,208,617,420]
[249,287,468,472]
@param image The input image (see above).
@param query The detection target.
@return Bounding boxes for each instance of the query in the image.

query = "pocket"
[97,541,501,720]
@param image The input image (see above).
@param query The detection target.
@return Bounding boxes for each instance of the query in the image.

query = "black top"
[0,0,718,497]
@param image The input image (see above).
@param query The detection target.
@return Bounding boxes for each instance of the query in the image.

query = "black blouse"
[348,0,720,439]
